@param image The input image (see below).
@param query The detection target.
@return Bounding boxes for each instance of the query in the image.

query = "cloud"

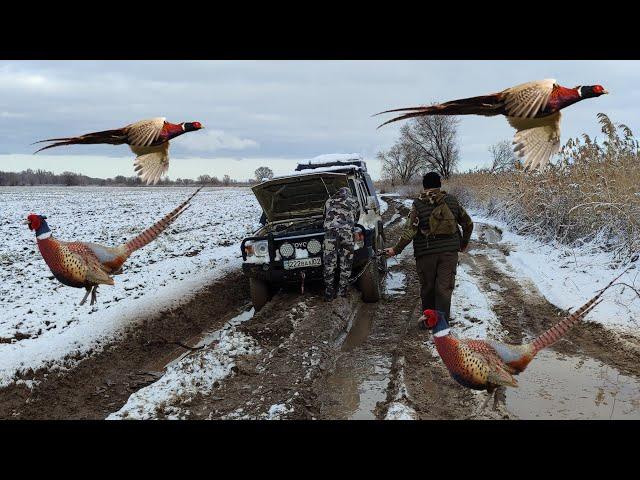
[0,111,26,118]
[1,60,638,179]
[178,129,259,152]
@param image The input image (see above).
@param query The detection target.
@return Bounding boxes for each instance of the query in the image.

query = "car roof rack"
[295,159,367,172]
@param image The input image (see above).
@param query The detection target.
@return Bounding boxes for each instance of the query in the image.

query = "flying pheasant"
[377,79,608,170]
[34,118,204,185]
[25,187,202,306]
[419,271,623,411]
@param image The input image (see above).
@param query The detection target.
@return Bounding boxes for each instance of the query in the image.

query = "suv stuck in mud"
[241,156,386,310]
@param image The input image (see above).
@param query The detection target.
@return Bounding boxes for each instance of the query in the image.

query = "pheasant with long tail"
[376,79,608,170]
[25,187,202,306]
[420,271,624,411]
[34,118,204,185]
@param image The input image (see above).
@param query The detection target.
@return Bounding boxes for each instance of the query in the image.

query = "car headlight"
[246,240,269,257]
[279,242,295,258]
[307,239,321,255]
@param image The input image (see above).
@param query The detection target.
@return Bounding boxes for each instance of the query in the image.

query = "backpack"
[417,195,458,237]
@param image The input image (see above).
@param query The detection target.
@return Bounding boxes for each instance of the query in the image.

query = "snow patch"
[470,212,640,335]
[0,186,262,388]
[266,403,294,420]
[377,196,389,215]
[306,153,362,164]
[385,402,417,420]
[450,263,503,340]
[108,328,259,420]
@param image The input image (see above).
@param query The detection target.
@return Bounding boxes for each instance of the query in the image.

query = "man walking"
[323,186,360,301]
[384,172,473,321]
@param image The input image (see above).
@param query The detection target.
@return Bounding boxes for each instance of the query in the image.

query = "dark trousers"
[415,251,458,320]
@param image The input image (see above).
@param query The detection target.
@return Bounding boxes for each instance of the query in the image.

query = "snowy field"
[0,186,261,388]
[469,211,640,335]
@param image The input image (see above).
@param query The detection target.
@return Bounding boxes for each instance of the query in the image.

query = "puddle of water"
[506,349,640,419]
[350,356,392,420]
[323,354,392,420]
[340,303,375,352]
[384,270,406,296]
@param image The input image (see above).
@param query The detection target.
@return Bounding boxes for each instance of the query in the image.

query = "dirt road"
[1,196,639,420]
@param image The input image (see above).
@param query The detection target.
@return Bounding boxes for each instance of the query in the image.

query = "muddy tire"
[358,258,382,303]
[376,233,387,274]
[249,277,271,311]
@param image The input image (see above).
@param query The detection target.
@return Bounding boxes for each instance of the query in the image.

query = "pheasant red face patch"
[27,214,41,231]
[423,309,439,328]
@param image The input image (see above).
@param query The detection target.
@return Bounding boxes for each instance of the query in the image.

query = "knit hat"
[423,172,441,189]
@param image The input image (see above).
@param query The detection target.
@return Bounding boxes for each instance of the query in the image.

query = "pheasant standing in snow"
[419,271,623,410]
[377,79,608,170]
[25,187,202,306]
[34,118,204,185]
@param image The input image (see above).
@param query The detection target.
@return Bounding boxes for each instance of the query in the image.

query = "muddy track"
[466,223,640,379]
[313,197,482,420]
[0,271,251,419]
[2,197,638,420]
[170,195,481,420]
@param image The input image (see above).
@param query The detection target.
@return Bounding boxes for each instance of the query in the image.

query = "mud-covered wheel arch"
[249,277,272,311]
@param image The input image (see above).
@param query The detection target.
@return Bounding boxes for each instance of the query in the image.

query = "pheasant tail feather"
[123,187,202,255]
[531,270,626,352]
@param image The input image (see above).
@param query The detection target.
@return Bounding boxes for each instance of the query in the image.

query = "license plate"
[283,257,321,270]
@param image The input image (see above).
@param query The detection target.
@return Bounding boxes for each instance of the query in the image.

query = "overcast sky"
[0,60,636,181]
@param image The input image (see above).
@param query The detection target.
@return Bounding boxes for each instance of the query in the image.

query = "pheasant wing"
[487,363,519,388]
[130,142,170,185]
[66,243,115,285]
[503,79,557,118]
[461,339,518,387]
[508,112,562,171]
[126,117,166,147]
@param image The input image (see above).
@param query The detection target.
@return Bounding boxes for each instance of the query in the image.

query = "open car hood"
[252,172,350,222]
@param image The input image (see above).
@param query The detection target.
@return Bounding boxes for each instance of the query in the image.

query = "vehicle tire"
[249,277,271,311]
[376,233,387,274]
[358,257,382,303]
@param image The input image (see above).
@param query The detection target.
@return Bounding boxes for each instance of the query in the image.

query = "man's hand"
[384,247,396,257]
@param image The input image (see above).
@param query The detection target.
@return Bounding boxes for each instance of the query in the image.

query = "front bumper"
[242,245,374,284]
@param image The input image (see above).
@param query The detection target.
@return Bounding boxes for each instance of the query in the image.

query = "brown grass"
[444,113,640,262]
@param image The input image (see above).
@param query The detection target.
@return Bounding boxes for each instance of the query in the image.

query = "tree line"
[0,166,277,187]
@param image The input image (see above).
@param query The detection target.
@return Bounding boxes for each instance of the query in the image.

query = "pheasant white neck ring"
[37,231,52,240]
[434,328,451,337]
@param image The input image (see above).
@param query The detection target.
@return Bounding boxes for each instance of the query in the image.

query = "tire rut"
[465,223,640,380]
[0,270,251,419]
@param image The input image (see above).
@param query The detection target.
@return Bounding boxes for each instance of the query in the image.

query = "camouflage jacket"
[393,188,474,257]
[324,187,360,231]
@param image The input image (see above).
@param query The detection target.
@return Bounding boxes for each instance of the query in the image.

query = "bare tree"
[400,115,460,179]
[223,174,231,186]
[254,166,274,182]
[378,142,423,185]
[489,140,519,172]
[198,174,212,185]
